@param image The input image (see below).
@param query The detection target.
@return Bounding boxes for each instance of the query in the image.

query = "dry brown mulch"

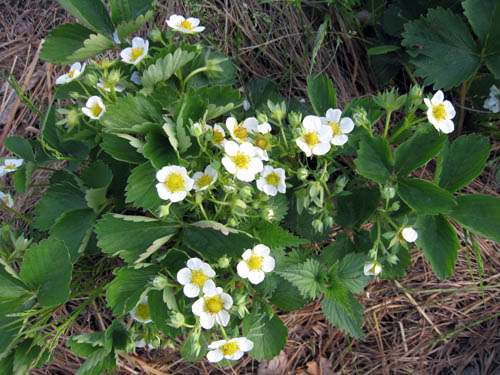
[1,1,499,375]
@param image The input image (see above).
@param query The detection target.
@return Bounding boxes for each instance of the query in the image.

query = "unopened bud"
[297,168,309,181]
[107,69,121,85]
[152,275,168,290]
[149,28,163,42]
[288,111,302,128]
[84,74,98,87]
[169,312,186,328]
[218,256,230,268]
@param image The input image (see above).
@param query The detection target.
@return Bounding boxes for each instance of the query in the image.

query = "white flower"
[364,261,381,276]
[192,165,218,191]
[192,287,232,329]
[207,124,227,149]
[295,115,333,157]
[166,15,205,34]
[120,37,149,65]
[221,141,263,182]
[55,62,85,85]
[0,192,14,208]
[484,85,500,113]
[134,334,159,349]
[424,90,456,134]
[176,257,216,298]
[130,71,142,86]
[401,226,418,243]
[155,165,194,202]
[130,296,152,323]
[321,108,354,146]
[0,158,23,176]
[256,166,286,196]
[226,117,251,143]
[237,244,275,284]
[207,338,254,362]
[82,96,106,120]
[243,100,251,111]
[96,78,125,92]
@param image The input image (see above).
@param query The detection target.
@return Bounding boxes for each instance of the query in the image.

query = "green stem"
[182,67,208,92]
[383,110,393,139]
[219,325,230,340]
[0,200,32,223]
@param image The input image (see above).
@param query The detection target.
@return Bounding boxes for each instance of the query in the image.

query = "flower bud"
[239,186,253,200]
[288,111,302,128]
[257,112,268,124]
[409,84,424,106]
[387,254,399,265]
[205,57,226,77]
[297,168,309,181]
[353,107,370,129]
[268,100,286,122]
[152,274,169,290]
[218,256,230,268]
[312,218,323,233]
[243,99,251,111]
[149,28,163,42]
[262,207,275,220]
[227,218,238,227]
[93,57,113,69]
[107,69,121,85]
[382,186,396,200]
[169,312,186,328]
[69,91,82,100]
[190,122,204,137]
[66,109,81,126]
[84,73,98,87]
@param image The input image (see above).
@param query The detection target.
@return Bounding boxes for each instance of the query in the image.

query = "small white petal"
[207,349,224,363]
[402,227,418,242]
[332,134,349,146]
[187,257,203,270]
[183,283,200,298]
[192,298,204,315]
[176,268,192,285]
[261,256,275,272]
[237,261,250,278]
[253,244,270,256]
[220,293,233,309]
[312,142,331,155]
[200,313,215,329]
[248,270,265,284]
[340,117,355,133]
[215,310,230,326]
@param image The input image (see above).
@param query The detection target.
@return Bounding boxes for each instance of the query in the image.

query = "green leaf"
[105,320,132,351]
[75,347,116,375]
[106,265,159,315]
[307,74,337,116]
[110,0,155,25]
[182,226,255,261]
[394,126,447,176]
[81,161,114,211]
[3,136,35,162]
[101,94,162,134]
[115,9,154,42]
[13,162,35,194]
[380,246,411,280]
[189,86,242,120]
[354,136,393,185]
[20,239,72,306]
[12,339,50,375]
[242,305,287,360]
[401,7,480,89]
[125,162,163,210]
[69,33,114,63]
[435,134,491,192]
[33,180,88,230]
[0,267,28,302]
[335,187,380,229]
[95,214,178,263]
[367,45,400,55]
[0,298,34,357]
[57,0,114,37]
[416,214,459,279]
[449,194,500,243]
[337,253,371,294]
[67,332,106,356]
[321,232,355,266]
[180,334,206,361]
[268,275,309,311]
[246,221,308,248]
[148,290,176,337]
[41,23,93,64]
[143,131,177,169]
[397,178,457,215]
[322,294,364,339]
[51,208,95,263]
[142,49,196,88]
[462,0,500,48]
[101,134,145,164]
[278,258,324,299]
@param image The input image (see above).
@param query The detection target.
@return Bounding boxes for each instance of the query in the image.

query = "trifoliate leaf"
[354,136,393,185]
[435,134,490,193]
[125,162,163,210]
[449,194,500,243]
[20,239,72,306]
[106,265,160,316]
[402,7,480,89]
[242,305,287,360]
[278,258,325,300]
[95,214,178,263]
[41,23,94,65]
[416,214,459,280]
[142,49,196,88]
[322,294,364,339]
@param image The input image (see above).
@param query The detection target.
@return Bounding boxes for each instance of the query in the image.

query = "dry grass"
[1,1,499,375]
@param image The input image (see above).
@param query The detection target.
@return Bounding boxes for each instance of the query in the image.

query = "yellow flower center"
[204,295,223,314]
[328,121,341,136]
[164,172,185,193]
[432,103,446,121]
[180,20,194,31]
[233,152,250,170]
[369,264,377,274]
[91,104,102,118]
[131,47,144,62]
[221,342,240,356]
[213,130,224,145]
[255,135,269,150]
[68,70,76,78]
[247,254,263,271]
[135,302,150,321]
[233,125,247,141]
[265,172,280,187]
[103,82,111,89]
[304,132,319,147]
[5,164,15,170]
[197,174,213,189]
[190,270,208,286]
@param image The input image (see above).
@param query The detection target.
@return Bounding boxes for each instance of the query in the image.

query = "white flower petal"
[222,156,236,174]
[237,338,254,351]
[187,257,203,270]
[176,268,192,285]
[332,134,349,146]
[208,340,226,349]
[261,256,275,272]
[183,283,200,298]
[326,108,342,123]
[402,227,418,243]
[221,293,233,309]
[237,261,250,278]
[202,280,217,294]
[312,142,331,155]
[253,244,270,257]
[296,139,312,157]
[215,310,230,326]
[200,313,215,329]
[439,120,454,134]
[192,298,204,315]
[340,117,354,133]
[207,349,224,363]
[248,270,265,284]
